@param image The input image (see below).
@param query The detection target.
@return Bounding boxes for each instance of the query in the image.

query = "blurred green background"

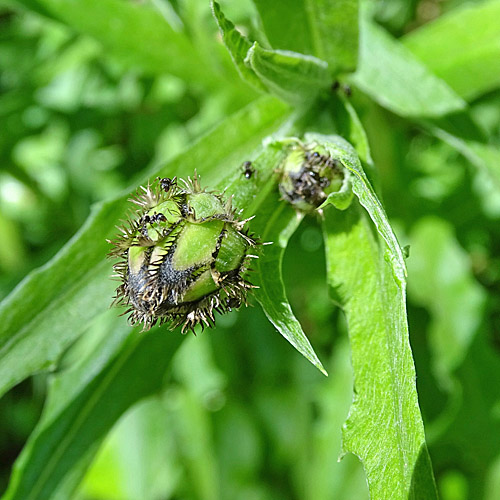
[1,0,500,499]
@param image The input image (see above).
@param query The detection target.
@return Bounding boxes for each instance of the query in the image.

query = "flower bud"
[279,142,345,211]
[108,175,256,333]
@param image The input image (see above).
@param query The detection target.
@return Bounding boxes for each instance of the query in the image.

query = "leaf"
[252,0,359,74]
[212,1,332,104]
[0,95,291,400]
[351,15,466,118]
[403,0,500,100]
[3,315,184,500]
[323,205,437,499]
[253,196,327,375]
[219,142,327,375]
[23,0,214,83]
[245,42,331,104]
[211,0,268,92]
[305,132,406,283]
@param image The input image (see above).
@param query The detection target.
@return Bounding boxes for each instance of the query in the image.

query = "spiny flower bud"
[108,175,257,333]
[279,142,345,211]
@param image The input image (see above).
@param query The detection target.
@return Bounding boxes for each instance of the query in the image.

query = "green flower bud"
[279,141,345,211]
[108,175,257,333]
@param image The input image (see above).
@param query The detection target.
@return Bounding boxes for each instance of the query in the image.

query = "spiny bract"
[108,175,257,333]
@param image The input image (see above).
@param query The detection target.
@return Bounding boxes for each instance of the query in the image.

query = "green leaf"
[212,1,332,103]
[403,0,500,100]
[323,206,437,499]
[211,0,268,92]
[23,0,213,83]
[219,142,327,375]
[3,316,183,500]
[252,0,359,74]
[305,132,406,283]
[245,42,331,104]
[352,15,466,118]
[253,197,327,376]
[0,95,291,400]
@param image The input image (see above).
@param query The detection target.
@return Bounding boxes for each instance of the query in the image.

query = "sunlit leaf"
[323,206,437,499]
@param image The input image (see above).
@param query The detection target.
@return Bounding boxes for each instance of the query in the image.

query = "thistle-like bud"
[108,175,257,333]
[279,142,345,211]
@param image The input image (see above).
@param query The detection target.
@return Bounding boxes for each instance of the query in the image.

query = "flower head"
[108,175,257,333]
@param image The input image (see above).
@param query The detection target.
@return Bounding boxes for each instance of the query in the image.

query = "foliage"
[1,0,500,499]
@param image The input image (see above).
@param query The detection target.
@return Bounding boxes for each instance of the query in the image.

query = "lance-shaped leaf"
[3,316,183,500]
[314,132,436,496]
[0,95,291,400]
[253,195,327,376]
[323,206,437,499]
[219,142,327,375]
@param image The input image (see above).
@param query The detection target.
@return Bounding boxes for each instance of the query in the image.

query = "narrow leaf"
[323,206,437,499]
[211,0,268,91]
[216,142,327,374]
[352,15,466,118]
[403,0,500,100]
[252,193,327,375]
[3,318,183,500]
[245,42,331,104]
[0,95,291,399]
